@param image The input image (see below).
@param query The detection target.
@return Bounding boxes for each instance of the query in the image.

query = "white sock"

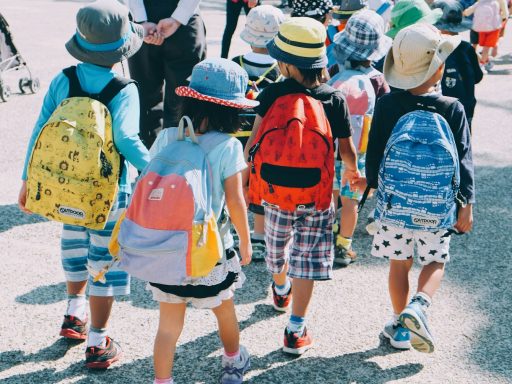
[66,294,87,320]
[274,279,291,295]
[87,327,108,347]
[392,313,400,326]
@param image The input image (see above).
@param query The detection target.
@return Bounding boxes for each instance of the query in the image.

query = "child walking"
[433,0,484,130]
[147,59,254,384]
[18,0,150,368]
[232,4,285,261]
[364,23,475,352]
[328,10,391,266]
[245,17,358,354]
[464,0,509,70]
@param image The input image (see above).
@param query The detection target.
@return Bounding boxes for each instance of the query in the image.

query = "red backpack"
[248,93,334,212]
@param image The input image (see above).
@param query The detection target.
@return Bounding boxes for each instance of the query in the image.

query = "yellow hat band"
[274,33,326,59]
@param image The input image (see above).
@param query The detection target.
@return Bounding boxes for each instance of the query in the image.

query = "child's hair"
[297,67,330,84]
[348,60,372,69]
[180,98,240,134]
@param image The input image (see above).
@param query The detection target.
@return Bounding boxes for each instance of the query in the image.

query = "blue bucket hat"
[175,59,259,109]
[333,10,392,64]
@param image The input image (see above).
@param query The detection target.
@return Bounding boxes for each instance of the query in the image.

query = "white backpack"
[473,0,501,32]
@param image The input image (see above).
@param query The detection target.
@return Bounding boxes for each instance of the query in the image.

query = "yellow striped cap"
[267,17,327,69]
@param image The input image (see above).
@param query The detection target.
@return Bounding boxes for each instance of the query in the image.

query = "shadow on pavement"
[448,166,512,379]
[0,204,47,233]
[493,53,512,65]
[247,337,423,384]
[15,282,67,305]
[0,338,83,373]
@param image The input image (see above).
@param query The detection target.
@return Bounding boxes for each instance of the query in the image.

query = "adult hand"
[157,17,182,39]
[248,0,258,8]
[141,22,164,45]
[18,181,31,214]
[454,204,473,233]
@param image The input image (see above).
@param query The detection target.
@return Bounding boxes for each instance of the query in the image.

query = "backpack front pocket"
[118,218,189,285]
[261,163,321,188]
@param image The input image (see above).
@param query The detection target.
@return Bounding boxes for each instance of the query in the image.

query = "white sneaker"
[220,345,250,384]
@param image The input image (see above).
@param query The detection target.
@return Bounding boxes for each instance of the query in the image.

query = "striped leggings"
[60,193,130,297]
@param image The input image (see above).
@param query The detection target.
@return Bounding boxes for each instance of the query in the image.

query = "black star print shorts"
[370,222,451,265]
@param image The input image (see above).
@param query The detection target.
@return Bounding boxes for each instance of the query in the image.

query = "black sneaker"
[85,336,122,369]
[60,315,88,340]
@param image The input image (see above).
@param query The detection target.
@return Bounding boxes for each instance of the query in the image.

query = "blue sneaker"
[383,321,411,350]
[220,345,250,384]
[399,302,435,353]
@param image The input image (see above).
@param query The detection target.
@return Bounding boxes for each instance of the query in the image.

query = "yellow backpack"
[25,66,132,230]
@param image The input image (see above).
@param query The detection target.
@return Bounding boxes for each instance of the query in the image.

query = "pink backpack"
[473,0,501,32]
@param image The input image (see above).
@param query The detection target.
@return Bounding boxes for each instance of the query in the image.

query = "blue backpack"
[374,110,460,230]
[109,117,229,285]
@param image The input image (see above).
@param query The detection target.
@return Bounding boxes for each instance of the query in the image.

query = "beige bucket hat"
[384,23,460,90]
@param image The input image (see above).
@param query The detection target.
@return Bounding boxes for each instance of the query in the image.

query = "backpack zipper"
[120,243,180,255]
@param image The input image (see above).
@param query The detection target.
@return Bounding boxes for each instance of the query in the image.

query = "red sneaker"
[271,282,292,312]
[283,327,313,355]
[85,337,122,369]
[60,315,88,340]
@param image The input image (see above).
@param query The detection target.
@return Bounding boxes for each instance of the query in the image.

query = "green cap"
[387,0,443,39]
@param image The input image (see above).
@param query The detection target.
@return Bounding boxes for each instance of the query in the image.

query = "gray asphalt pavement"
[0,1,511,383]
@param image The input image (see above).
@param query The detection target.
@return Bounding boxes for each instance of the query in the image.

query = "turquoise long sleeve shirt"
[21,63,150,194]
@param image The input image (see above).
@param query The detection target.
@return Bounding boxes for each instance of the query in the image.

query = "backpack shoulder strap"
[62,66,135,105]
[397,91,454,118]
[97,77,136,107]
[62,66,88,98]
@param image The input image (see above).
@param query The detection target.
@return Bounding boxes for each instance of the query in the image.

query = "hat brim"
[240,28,275,49]
[333,30,392,63]
[435,18,472,33]
[175,86,259,109]
[332,7,367,20]
[387,9,443,38]
[65,22,144,66]
[383,34,460,89]
[267,39,327,69]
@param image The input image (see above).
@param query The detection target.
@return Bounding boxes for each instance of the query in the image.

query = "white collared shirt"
[126,0,201,25]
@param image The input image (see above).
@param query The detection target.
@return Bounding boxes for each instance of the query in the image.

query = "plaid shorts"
[264,204,335,280]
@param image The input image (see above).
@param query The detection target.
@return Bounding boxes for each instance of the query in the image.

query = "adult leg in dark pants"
[129,15,206,149]
[127,43,165,148]
[221,0,252,58]
[162,15,206,129]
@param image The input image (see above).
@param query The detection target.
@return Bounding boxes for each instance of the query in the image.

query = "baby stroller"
[0,12,39,102]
